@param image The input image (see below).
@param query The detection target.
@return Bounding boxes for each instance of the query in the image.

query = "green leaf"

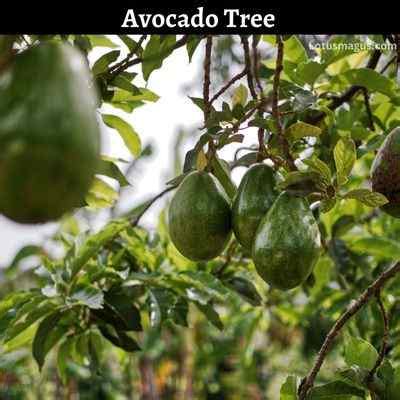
[32,310,65,370]
[118,35,142,54]
[306,380,365,399]
[344,336,378,370]
[96,158,130,187]
[142,35,176,81]
[303,158,332,186]
[71,284,104,309]
[283,35,308,64]
[186,35,202,62]
[331,215,356,237]
[57,337,74,384]
[320,198,337,213]
[102,114,142,158]
[110,75,141,94]
[225,277,262,306]
[195,302,223,331]
[349,236,400,259]
[112,87,159,103]
[5,245,44,277]
[210,155,237,199]
[148,288,175,328]
[286,121,322,140]
[232,84,248,107]
[280,375,299,400]
[70,219,129,278]
[104,292,142,331]
[333,138,356,186]
[87,35,117,48]
[85,177,118,209]
[98,325,140,352]
[296,60,325,85]
[342,189,388,207]
[92,50,120,75]
[335,68,397,98]
[4,298,56,343]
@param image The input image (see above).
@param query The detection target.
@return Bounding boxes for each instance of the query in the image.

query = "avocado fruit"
[232,163,278,251]
[0,42,100,224]
[371,127,400,217]
[252,192,321,290]
[168,171,231,261]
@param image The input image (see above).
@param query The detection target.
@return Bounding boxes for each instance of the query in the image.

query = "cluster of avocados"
[168,163,322,291]
[0,41,100,224]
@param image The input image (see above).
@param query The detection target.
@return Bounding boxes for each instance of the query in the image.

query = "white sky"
[0,36,255,266]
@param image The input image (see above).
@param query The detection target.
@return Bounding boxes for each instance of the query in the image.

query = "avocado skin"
[371,127,400,217]
[252,192,321,290]
[168,171,231,261]
[0,42,100,224]
[232,163,278,251]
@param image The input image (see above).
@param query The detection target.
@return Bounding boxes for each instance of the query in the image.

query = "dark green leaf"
[306,380,365,399]
[32,310,65,370]
[92,50,120,75]
[98,325,140,352]
[225,277,262,306]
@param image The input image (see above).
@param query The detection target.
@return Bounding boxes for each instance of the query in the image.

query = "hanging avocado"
[371,127,400,217]
[168,171,231,261]
[0,42,100,223]
[232,163,278,251]
[253,192,321,290]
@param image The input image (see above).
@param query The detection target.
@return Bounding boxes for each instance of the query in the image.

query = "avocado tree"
[1,34,400,399]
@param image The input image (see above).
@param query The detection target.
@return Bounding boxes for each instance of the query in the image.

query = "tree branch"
[272,35,296,171]
[209,68,247,104]
[298,261,400,399]
[108,34,147,78]
[362,88,375,131]
[106,35,191,79]
[203,35,213,123]
[367,292,389,382]
[130,185,177,227]
[308,50,381,126]
[241,35,257,100]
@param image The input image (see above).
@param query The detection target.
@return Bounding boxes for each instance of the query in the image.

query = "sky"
[0,35,255,266]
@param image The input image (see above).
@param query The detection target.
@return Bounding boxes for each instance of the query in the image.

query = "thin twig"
[308,50,381,126]
[272,35,296,171]
[240,35,257,100]
[367,292,389,382]
[203,35,213,123]
[252,35,267,162]
[252,35,263,95]
[108,34,147,78]
[381,55,397,74]
[362,88,375,131]
[298,261,400,399]
[130,185,177,226]
[209,68,247,104]
[106,35,191,79]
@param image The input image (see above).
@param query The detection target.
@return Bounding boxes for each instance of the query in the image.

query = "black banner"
[0,3,397,34]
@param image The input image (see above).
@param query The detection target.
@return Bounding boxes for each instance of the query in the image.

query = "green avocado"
[232,163,278,250]
[371,127,400,217]
[0,42,100,223]
[252,192,321,290]
[168,171,231,261]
